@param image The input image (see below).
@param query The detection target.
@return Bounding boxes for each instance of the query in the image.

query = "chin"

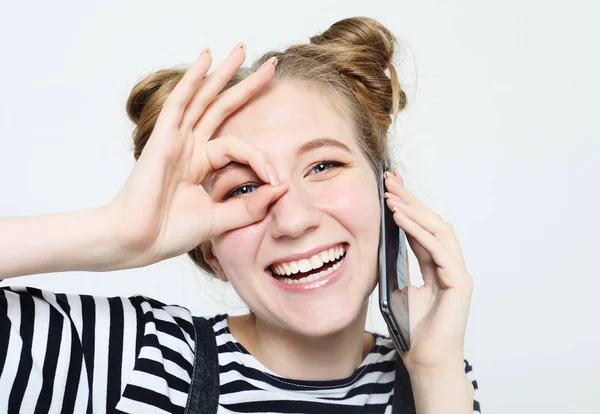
[282,296,369,338]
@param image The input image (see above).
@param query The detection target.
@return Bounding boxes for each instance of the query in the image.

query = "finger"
[180,43,247,134]
[209,184,288,237]
[390,205,466,289]
[203,135,277,185]
[390,200,439,289]
[157,48,213,130]
[385,188,443,232]
[386,195,465,263]
[384,173,427,210]
[386,171,462,260]
[385,172,466,263]
[192,56,278,139]
[392,199,464,291]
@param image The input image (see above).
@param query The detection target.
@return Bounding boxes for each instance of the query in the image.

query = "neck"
[228,304,374,381]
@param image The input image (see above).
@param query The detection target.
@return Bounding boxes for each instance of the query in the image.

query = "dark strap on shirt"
[393,355,416,414]
[184,316,219,414]
[185,316,415,414]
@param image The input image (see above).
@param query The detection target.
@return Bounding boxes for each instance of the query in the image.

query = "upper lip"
[266,242,346,269]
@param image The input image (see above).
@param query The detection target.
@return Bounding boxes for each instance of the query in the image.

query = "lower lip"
[267,249,348,293]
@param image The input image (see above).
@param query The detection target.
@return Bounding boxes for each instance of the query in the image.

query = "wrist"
[88,205,128,271]
[96,203,146,271]
[407,363,474,414]
[405,356,466,378]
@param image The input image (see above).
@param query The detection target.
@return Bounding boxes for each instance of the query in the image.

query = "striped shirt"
[0,286,481,413]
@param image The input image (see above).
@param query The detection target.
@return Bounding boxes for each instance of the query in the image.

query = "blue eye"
[223,161,344,201]
[224,183,259,201]
[309,161,344,175]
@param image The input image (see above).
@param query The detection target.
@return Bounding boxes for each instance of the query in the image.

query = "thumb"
[209,184,288,237]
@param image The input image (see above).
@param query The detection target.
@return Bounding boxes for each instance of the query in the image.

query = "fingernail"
[387,193,406,204]
[267,56,278,66]
[384,171,392,179]
[237,42,246,50]
[264,163,279,186]
[196,48,211,62]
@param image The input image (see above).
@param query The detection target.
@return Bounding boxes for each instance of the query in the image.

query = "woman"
[0,17,480,413]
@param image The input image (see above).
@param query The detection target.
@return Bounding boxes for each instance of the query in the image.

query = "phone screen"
[378,165,411,352]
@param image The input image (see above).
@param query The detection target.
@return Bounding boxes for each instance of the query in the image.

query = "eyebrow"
[296,137,352,157]
[206,137,353,189]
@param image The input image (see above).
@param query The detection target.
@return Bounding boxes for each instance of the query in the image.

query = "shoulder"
[0,284,197,360]
[192,312,231,335]
[1,285,194,329]
[0,285,199,412]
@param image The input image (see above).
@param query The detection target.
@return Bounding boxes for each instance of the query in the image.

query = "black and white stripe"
[0,287,481,413]
[0,286,195,413]
[208,314,481,413]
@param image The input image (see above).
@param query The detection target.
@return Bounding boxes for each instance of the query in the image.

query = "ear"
[200,242,229,282]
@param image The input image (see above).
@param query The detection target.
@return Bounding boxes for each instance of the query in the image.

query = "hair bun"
[297,16,406,124]
[309,17,395,68]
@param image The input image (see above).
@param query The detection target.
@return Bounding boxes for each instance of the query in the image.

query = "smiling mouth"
[268,245,347,285]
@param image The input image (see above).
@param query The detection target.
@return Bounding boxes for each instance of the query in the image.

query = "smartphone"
[378,164,411,352]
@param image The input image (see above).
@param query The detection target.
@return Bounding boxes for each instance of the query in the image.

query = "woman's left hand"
[383,170,474,374]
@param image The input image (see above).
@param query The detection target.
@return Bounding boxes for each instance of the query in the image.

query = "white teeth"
[310,256,323,269]
[298,259,312,273]
[329,249,336,262]
[280,257,344,284]
[270,245,347,276]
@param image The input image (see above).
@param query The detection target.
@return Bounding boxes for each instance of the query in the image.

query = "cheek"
[317,169,380,234]
[213,225,264,274]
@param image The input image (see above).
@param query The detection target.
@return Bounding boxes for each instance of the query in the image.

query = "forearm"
[408,364,474,414]
[0,206,128,279]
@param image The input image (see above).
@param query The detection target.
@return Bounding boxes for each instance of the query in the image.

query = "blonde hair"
[126,16,407,277]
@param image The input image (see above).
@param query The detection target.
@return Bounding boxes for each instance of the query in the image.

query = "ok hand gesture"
[108,45,286,268]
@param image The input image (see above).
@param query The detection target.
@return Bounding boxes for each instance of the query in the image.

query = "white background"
[1,1,598,413]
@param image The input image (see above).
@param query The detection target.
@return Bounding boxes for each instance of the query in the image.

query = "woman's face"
[204,80,381,337]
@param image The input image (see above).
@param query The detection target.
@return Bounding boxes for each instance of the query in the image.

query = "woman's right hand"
[106,44,285,269]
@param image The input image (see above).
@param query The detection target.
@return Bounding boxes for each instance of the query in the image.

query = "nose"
[268,182,321,240]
